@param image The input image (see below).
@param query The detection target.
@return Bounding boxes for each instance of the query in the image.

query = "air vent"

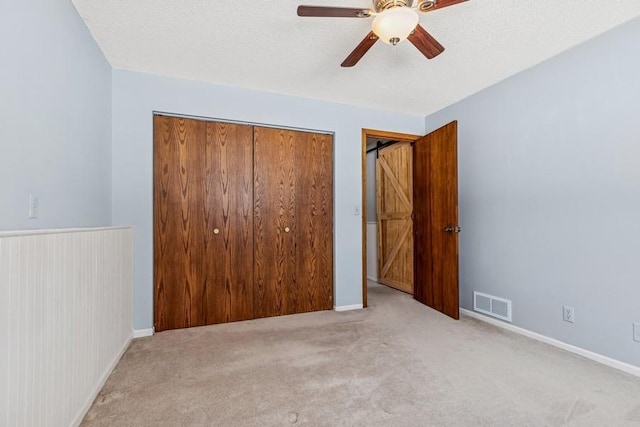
[473,292,512,322]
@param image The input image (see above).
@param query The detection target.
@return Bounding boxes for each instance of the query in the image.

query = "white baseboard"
[71,333,133,426]
[334,304,364,312]
[133,327,155,338]
[366,276,378,282]
[461,308,640,378]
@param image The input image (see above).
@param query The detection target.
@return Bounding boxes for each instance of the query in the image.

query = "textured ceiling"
[72,0,640,116]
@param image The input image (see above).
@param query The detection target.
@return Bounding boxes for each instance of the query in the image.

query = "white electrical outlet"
[634,323,640,342]
[28,193,39,219]
[562,305,575,323]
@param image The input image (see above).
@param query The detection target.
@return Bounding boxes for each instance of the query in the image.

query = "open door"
[413,121,460,319]
[376,142,414,294]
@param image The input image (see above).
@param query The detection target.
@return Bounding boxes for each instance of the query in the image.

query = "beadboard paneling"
[0,227,133,426]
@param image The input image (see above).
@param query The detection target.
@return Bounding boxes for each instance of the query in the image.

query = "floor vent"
[473,292,512,322]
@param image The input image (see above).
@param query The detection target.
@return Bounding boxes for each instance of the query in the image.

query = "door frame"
[361,128,421,307]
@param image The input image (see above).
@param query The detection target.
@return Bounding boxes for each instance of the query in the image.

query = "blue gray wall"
[110,70,425,329]
[425,17,640,367]
[0,0,112,230]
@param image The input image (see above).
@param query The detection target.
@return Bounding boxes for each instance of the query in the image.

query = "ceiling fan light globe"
[371,7,419,45]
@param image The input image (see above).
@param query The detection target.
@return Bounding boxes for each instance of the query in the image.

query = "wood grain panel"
[155,117,333,328]
[253,127,297,318]
[154,115,207,331]
[341,31,378,67]
[376,142,414,294]
[204,122,254,324]
[254,127,333,318]
[295,132,334,312]
[413,121,459,319]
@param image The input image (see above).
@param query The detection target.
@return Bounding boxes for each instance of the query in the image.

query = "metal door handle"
[213,228,220,235]
[284,227,290,233]
[444,225,461,233]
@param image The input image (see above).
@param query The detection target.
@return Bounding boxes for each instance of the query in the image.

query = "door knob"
[284,227,290,233]
[444,225,461,233]
[213,228,220,235]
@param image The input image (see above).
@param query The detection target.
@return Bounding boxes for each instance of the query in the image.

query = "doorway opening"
[361,129,420,307]
[361,123,461,319]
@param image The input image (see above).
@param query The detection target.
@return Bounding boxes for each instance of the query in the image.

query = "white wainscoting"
[0,227,134,426]
[366,222,378,281]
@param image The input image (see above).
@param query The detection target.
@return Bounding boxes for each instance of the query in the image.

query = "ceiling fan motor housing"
[373,0,410,12]
[373,0,436,12]
[416,0,437,12]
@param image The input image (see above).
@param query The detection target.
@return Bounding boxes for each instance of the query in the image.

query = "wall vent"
[473,291,512,322]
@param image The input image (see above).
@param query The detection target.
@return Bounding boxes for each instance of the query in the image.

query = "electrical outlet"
[562,305,575,323]
[634,323,640,342]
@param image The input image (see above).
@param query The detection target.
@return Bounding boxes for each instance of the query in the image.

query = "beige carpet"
[83,283,640,426]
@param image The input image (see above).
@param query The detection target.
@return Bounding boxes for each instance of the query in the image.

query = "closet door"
[203,121,254,324]
[295,131,334,312]
[253,127,297,317]
[253,127,333,318]
[154,116,254,331]
[154,116,207,331]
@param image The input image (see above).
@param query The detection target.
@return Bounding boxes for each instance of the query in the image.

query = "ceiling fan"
[298,0,468,67]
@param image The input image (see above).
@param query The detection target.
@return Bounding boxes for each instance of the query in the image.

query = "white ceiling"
[72,0,640,116]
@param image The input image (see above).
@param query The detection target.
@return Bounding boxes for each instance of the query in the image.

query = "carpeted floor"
[82,283,640,426]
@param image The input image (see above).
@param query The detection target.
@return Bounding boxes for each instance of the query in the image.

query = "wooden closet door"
[253,127,297,317]
[154,116,254,331]
[203,121,254,324]
[253,127,333,318]
[295,132,334,312]
[154,116,207,331]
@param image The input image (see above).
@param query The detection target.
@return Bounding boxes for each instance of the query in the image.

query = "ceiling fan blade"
[341,31,379,67]
[430,0,468,11]
[407,25,444,59]
[297,5,372,18]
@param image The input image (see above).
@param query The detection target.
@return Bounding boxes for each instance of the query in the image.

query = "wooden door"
[295,131,334,312]
[154,116,254,331]
[413,121,460,319]
[376,142,414,294]
[254,127,333,318]
[203,121,255,324]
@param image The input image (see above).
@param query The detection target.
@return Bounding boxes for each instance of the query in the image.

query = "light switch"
[29,193,39,219]
[354,206,360,216]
